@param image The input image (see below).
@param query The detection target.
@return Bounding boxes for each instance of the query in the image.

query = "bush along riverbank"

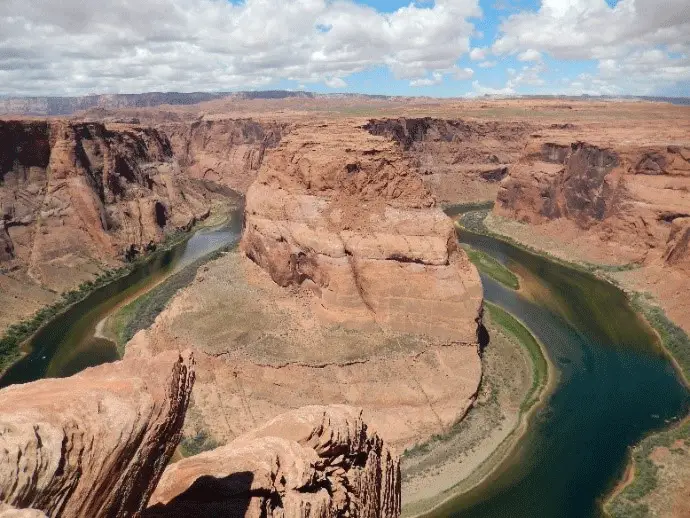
[461,244,520,290]
[0,228,190,373]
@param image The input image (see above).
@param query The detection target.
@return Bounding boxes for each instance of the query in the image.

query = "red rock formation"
[0,119,239,330]
[242,120,483,340]
[363,118,531,204]
[496,141,690,248]
[160,119,288,193]
[0,351,195,518]
[496,142,624,227]
[146,405,400,518]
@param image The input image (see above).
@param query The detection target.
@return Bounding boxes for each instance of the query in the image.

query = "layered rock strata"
[496,141,690,259]
[363,118,530,204]
[160,119,288,193]
[0,120,237,331]
[146,405,400,518]
[242,121,483,339]
[0,350,195,518]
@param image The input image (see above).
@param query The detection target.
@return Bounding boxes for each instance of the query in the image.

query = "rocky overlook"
[0,350,195,517]
[147,405,400,518]
[0,352,399,517]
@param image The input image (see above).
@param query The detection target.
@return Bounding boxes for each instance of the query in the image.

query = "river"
[423,214,690,518]
[2,205,688,518]
[0,209,243,388]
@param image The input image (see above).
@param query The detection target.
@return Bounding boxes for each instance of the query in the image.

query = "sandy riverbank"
[401,303,556,517]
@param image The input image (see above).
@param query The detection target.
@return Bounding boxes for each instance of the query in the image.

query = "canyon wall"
[496,141,690,261]
[494,138,690,332]
[0,120,238,331]
[363,118,530,204]
[160,119,288,193]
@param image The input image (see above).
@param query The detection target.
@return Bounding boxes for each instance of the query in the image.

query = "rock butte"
[241,120,483,340]
[126,119,484,454]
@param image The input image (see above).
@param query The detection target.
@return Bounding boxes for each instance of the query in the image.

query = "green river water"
[0,211,242,388]
[422,210,690,518]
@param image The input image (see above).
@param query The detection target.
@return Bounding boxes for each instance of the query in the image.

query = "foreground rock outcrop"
[0,351,195,517]
[147,405,400,518]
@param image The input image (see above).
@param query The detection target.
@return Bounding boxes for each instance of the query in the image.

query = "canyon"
[1,96,690,518]
[0,118,281,333]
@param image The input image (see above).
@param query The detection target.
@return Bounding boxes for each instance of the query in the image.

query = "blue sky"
[0,0,688,97]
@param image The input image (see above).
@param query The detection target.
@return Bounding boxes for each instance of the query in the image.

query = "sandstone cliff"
[493,138,690,332]
[363,118,530,204]
[496,141,690,259]
[160,119,288,193]
[147,405,400,518]
[0,120,237,331]
[242,121,483,339]
[0,350,195,518]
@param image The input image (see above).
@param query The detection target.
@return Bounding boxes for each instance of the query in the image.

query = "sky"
[1,0,689,97]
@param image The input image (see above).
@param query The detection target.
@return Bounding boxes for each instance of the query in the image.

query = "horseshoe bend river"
[423,218,690,518]
[1,207,689,518]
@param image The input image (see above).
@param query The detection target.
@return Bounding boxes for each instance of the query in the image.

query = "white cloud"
[517,49,542,62]
[479,61,497,68]
[324,77,347,89]
[410,66,474,87]
[411,72,444,87]
[470,80,515,96]
[492,0,690,93]
[0,0,482,95]
[453,67,475,80]
[469,47,487,60]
